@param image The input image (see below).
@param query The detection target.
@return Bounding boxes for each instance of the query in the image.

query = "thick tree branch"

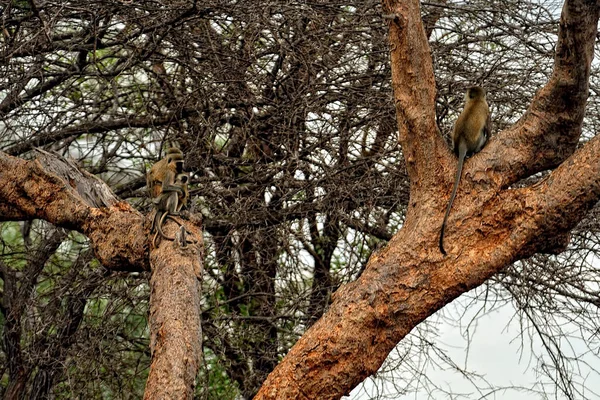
[522,134,600,255]
[0,150,148,271]
[480,0,598,188]
[382,0,439,189]
[144,221,203,400]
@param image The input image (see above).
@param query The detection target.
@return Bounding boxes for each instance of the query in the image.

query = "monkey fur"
[175,225,189,249]
[147,147,184,199]
[439,86,490,255]
[151,172,189,248]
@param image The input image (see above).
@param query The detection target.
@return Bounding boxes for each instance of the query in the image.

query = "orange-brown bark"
[0,150,148,271]
[0,149,205,397]
[254,0,600,399]
[384,0,439,188]
[144,219,203,400]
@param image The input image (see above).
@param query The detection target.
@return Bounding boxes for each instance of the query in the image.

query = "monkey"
[152,166,189,210]
[151,172,189,248]
[175,169,189,212]
[439,86,490,255]
[147,147,184,199]
[151,170,189,212]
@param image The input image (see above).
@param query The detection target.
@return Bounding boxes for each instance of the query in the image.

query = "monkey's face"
[167,155,184,173]
[175,160,184,173]
[467,86,485,100]
[175,173,189,184]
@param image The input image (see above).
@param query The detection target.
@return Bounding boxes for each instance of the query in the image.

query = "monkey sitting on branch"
[147,147,193,248]
[146,147,185,199]
[439,86,490,255]
[151,172,190,248]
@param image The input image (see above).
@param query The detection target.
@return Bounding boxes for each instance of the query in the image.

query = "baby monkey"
[151,172,189,248]
[439,86,490,255]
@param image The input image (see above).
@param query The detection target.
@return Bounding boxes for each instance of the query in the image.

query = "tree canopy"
[1,0,600,399]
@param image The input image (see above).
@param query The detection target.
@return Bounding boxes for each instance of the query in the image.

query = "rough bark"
[0,149,205,397]
[0,150,148,271]
[254,0,600,398]
[144,219,203,400]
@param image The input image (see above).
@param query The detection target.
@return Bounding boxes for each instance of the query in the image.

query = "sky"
[346,291,600,400]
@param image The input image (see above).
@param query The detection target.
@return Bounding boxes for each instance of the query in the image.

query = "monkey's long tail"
[439,148,466,255]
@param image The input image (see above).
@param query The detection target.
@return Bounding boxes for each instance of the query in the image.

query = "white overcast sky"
[346,292,600,400]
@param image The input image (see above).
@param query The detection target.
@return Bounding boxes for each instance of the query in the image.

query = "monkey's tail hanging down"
[439,142,468,255]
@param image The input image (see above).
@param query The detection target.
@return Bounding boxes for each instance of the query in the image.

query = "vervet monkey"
[151,173,189,248]
[151,171,189,212]
[147,147,184,199]
[439,86,490,255]
[175,169,189,212]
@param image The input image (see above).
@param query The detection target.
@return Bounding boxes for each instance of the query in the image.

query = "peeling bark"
[254,0,600,398]
[0,150,148,271]
[0,149,205,397]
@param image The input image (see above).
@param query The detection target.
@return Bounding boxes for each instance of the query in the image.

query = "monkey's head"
[177,173,189,184]
[167,152,184,173]
[466,86,486,100]
[166,147,183,156]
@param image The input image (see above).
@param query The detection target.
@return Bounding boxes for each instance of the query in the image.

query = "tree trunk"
[254,0,600,398]
[144,218,204,400]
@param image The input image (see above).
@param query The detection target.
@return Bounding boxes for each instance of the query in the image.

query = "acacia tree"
[255,0,600,397]
[2,0,600,399]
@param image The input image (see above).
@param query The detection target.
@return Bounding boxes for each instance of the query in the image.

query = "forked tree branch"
[254,0,600,398]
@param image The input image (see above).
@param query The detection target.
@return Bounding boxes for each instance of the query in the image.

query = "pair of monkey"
[147,147,191,248]
[145,89,488,253]
[439,86,491,255]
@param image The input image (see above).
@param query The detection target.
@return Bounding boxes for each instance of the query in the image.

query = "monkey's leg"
[164,215,183,226]
[175,225,189,249]
[153,230,161,248]
[150,209,161,233]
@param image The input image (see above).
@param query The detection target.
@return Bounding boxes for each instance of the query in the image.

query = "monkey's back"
[147,148,184,199]
[452,99,489,152]
[147,159,167,198]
